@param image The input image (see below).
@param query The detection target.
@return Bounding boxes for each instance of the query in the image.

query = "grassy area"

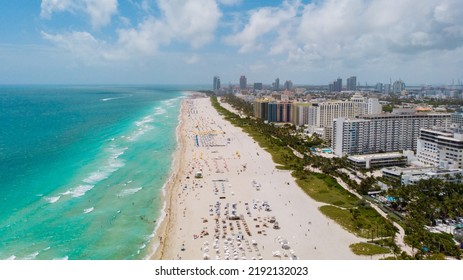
[349,242,391,256]
[244,130,301,170]
[319,205,395,239]
[296,174,359,208]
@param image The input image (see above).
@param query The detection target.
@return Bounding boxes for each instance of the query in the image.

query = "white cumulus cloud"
[41,31,123,62]
[156,0,222,48]
[41,0,118,28]
[226,0,463,76]
[224,0,301,53]
[42,0,222,61]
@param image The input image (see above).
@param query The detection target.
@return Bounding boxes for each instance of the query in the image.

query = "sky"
[0,0,463,85]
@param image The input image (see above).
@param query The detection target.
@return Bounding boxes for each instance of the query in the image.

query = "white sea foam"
[161,98,177,107]
[126,113,159,142]
[6,255,16,260]
[118,187,142,197]
[154,107,167,115]
[139,243,147,250]
[108,157,125,169]
[64,146,127,199]
[83,170,109,184]
[135,116,154,127]
[45,196,61,204]
[104,146,127,170]
[107,146,128,159]
[100,94,132,102]
[23,251,39,260]
[83,207,94,214]
[127,126,153,142]
[43,247,51,251]
[53,256,69,260]
[62,184,94,198]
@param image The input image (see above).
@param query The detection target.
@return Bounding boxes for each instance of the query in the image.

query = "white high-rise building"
[368,98,381,115]
[347,76,357,91]
[303,94,381,142]
[333,112,451,156]
[393,80,406,94]
[416,128,463,169]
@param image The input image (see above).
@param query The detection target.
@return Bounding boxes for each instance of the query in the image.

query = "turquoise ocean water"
[0,85,186,260]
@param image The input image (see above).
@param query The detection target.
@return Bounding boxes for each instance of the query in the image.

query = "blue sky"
[0,0,463,85]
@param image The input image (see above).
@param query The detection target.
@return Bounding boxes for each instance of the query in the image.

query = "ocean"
[0,85,186,260]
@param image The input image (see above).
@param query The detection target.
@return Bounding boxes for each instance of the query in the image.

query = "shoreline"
[147,92,196,259]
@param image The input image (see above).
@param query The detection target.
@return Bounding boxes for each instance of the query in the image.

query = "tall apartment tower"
[347,76,357,91]
[329,78,343,92]
[384,84,392,94]
[416,128,463,169]
[274,78,280,91]
[284,80,293,90]
[392,80,406,94]
[253,83,263,90]
[239,75,247,90]
[213,76,221,91]
[332,112,450,156]
[375,83,383,92]
[336,78,342,92]
[254,99,293,123]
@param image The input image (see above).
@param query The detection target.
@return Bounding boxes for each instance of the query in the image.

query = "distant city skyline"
[1,1,463,85]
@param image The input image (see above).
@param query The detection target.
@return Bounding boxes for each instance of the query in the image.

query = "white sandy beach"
[153,95,370,260]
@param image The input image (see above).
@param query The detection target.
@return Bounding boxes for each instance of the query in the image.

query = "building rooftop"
[361,112,450,118]
[348,152,405,162]
[383,166,435,173]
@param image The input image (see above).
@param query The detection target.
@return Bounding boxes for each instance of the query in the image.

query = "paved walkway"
[306,165,414,256]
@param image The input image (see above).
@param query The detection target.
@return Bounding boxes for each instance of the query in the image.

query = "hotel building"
[416,128,463,169]
[333,112,450,156]
[254,99,293,123]
[254,93,381,141]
